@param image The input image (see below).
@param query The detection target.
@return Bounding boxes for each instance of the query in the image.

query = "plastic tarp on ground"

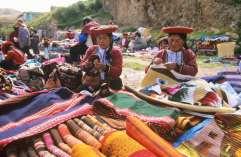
[200,35,230,42]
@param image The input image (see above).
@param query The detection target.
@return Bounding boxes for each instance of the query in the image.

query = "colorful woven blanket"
[0,87,94,148]
[93,91,180,141]
[174,114,241,157]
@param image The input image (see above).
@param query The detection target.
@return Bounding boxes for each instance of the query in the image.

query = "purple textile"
[0,88,74,127]
[0,88,94,148]
[219,71,241,93]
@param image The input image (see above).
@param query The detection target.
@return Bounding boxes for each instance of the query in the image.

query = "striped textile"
[73,118,102,139]
[174,114,241,157]
[0,90,47,109]
[126,116,183,157]
[0,88,74,127]
[58,124,83,147]
[93,91,179,141]
[66,120,101,149]
[219,71,241,93]
[185,120,225,157]
[50,129,72,154]
[43,132,70,157]
[215,114,241,156]
[33,137,56,157]
[43,133,70,157]
[0,88,94,148]
[173,119,212,147]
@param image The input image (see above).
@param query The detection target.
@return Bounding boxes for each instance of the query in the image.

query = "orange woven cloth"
[72,144,105,157]
[126,116,184,157]
[100,131,156,157]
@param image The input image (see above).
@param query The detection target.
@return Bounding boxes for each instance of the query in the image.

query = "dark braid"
[105,33,113,63]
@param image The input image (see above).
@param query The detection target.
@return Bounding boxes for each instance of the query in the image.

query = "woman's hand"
[164,63,177,70]
[94,60,106,71]
[153,58,162,65]
[13,37,18,42]
[85,61,93,69]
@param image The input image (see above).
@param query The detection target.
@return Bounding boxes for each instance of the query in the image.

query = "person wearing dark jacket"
[30,30,40,54]
[70,17,100,63]
[16,19,33,59]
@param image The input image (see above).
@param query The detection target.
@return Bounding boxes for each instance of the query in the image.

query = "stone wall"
[101,0,241,30]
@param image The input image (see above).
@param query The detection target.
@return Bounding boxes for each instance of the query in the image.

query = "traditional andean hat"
[1,41,14,54]
[162,26,193,34]
[90,25,118,35]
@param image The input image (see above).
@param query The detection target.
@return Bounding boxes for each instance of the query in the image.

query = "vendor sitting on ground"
[80,25,123,90]
[158,36,169,50]
[130,31,147,52]
[121,32,130,50]
[151,26,198,76]
[0,41,26,70]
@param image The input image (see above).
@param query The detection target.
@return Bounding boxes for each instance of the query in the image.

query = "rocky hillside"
[0,8,21,17]
[0,8,21,24]
[101,0,241,31]
[30,0,112,29]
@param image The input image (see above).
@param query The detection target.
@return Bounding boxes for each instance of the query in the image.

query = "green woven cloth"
[106,93,180,119]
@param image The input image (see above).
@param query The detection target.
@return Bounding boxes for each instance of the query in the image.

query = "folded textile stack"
[2,114,118,157]
[53,63,82,91]
[218,71,241,93]
[173,114,241,157]
[0,88,186,157]
[17,59,45,91]
[1,112,179,157]
[1,86,241,157]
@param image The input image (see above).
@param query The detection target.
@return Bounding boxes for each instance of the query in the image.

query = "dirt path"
[196,66,236,77]
[121,68,145,88]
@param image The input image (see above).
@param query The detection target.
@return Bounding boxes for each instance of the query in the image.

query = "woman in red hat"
[0,41,26,70]
[152,26,198,76]
[69,17,100,64]
[80,25,123,90]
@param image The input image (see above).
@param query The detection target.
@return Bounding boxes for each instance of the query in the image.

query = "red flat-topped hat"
[82,21,100,34]
[2,41,14,54]
[162,26,193,34]
[90,25,118,35]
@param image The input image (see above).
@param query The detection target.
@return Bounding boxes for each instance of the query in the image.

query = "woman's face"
[159,40,169,50]
[97,34,111,49]
[168,34,184,52]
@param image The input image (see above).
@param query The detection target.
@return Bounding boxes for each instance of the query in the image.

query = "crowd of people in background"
[0,16,207,94]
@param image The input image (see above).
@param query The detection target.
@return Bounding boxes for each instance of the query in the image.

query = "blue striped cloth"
[218,71,241,93]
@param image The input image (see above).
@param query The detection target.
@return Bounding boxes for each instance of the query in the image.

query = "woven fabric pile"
[0,52,240,157]
[0,84,240,157]
[0,87,185,157]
